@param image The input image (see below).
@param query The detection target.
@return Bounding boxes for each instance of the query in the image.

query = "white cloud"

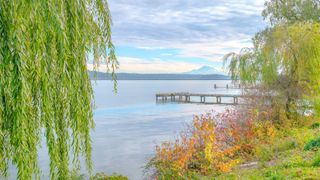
[88,56,201,73]
[175,38,253,61]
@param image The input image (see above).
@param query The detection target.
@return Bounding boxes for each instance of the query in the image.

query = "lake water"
[91,80,238,179]
[8,80,239,180]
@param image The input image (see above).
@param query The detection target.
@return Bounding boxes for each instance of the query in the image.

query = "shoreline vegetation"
[146,109,320,179]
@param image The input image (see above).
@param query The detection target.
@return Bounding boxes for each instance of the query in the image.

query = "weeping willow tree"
[224,0,320,119]
[0,0,117,179]
[262,0,320,25]
[224,23,320,117]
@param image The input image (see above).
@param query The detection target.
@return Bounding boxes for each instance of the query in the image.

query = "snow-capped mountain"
[185,66,226,75]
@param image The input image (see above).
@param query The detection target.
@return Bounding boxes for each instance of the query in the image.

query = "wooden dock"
[156,92,245,105]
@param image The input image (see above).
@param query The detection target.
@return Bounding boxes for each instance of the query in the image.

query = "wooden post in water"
[233,97,238,104]
[216,96,222,104]
[186,95,190,102]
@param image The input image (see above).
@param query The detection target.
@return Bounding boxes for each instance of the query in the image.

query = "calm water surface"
[91,80,238,179]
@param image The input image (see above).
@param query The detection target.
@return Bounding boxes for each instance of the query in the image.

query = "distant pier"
[214,84,241,89]
[156,92,245,105]
[213,84,257,89]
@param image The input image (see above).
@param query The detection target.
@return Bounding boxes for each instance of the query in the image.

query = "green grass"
[214,122,320,180]
[214,167,320,180]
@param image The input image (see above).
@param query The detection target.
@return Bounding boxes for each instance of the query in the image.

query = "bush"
[310,122,320,129]
[147,112,241,178]
[304,137,320,151]
[92,173,128,180]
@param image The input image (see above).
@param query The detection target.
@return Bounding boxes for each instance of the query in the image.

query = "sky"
[96,0,267,73]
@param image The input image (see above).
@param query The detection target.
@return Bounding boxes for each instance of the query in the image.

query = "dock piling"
[156,92,242,105]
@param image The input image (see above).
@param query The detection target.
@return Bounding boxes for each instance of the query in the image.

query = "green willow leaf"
[0,0,117,179]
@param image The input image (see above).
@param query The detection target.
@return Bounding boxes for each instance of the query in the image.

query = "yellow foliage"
[150,114,241,177]
[253,121,278,142]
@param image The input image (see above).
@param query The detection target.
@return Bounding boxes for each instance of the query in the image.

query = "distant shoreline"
[89,71,230,80]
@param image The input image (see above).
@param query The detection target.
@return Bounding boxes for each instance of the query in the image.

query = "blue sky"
[95,0,267,73]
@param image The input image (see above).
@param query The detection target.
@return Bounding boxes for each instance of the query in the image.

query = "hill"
[89,71,230,80]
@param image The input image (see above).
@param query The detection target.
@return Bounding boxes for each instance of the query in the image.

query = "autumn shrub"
[214,109,256,157]
[216,109,278,158]
[147,112,241,178]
